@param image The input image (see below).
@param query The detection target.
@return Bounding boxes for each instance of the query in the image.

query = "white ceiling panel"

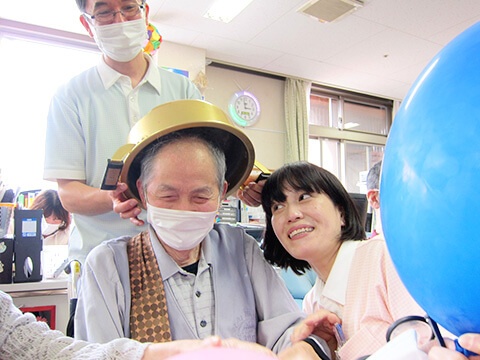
[354,0,480,39]
[250,11,386,61]
[152,22,201,46]
[194,35,284,69]
[427,16,480,45]
[323,28,443,77]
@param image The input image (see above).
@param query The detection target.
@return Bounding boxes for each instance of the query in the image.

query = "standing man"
[44,0,201,264]
[366,161,382,238]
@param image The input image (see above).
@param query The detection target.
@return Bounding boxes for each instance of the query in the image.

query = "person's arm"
[289,310,340,356]
[58,180,145,225]
[278,340,329,360]
[74,243,128,342]
[0,290,262,360]
[57,179,113,215]
[0,289,147,360]
[243,233,328,355]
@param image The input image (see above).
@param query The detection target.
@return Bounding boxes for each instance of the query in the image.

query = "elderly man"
[74,122,330,359]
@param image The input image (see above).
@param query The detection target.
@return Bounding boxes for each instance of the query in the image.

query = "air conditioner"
[297,0,364,23]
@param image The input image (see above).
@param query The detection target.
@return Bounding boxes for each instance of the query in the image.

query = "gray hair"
[75,0,86,12]
[367,161,382,190]
[138,131,226,197]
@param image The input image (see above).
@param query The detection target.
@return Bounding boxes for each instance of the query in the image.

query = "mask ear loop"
[57,220,67,231]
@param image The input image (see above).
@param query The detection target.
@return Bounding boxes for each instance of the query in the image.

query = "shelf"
[0,278,68,293]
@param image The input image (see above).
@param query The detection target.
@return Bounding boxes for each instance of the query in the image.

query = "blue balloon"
[381,21,480,337]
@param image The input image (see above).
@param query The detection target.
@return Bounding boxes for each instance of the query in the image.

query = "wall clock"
[228,90,261,127]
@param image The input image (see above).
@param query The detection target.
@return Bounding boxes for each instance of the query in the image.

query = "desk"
[0,279,69,334]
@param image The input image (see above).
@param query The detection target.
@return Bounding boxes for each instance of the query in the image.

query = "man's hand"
[110,182,144,226]
[236,180,266,207]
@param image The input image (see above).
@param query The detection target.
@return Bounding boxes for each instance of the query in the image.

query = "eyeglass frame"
[386,315,446,347]
[82,1,146,25]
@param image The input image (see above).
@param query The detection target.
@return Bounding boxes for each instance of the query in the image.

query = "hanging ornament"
[144,23,163,56]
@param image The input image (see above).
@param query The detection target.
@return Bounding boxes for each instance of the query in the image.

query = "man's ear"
[144,3,150,25]
[367,189,380,210]
[221,181,228,200]
[80,15,94,38]
[137,179,148,208]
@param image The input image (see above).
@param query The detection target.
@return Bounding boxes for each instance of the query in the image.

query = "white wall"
[153,41,291,171]
[204,65,286,171]
[155,40,206,86]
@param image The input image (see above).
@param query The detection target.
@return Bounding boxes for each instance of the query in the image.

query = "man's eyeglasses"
[83,2,145,25]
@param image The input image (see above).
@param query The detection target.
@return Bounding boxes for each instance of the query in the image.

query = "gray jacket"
[75,223,305,353]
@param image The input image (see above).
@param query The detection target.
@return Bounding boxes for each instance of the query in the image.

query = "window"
[0,24,99,192]
[308,85,392,193]
[309,95,338,127]
[344,142,384,193]
[344,101,389,135]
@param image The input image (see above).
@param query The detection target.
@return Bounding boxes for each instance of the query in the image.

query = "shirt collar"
[148,226,209,280]
[322,240,359,305]
[96,54,162,94]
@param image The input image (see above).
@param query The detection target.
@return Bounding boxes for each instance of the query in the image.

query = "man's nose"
[111,10,129,23]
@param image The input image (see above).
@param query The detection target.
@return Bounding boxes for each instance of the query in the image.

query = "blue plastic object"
[281,268,316,309]
[380,21,480,337]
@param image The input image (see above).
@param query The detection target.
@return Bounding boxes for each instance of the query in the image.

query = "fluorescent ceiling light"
[344,122,359,129]
[204,0,255,23]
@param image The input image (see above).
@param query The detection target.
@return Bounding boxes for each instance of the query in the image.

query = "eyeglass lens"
[92,3,143,24]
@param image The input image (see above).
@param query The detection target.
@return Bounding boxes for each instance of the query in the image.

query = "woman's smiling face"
[271,186,345,264]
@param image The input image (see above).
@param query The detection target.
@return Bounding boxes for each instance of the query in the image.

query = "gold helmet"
[102,99,256,207]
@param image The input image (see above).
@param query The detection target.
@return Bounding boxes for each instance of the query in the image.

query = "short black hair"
[367,161,382,190]
[261,161,366,274]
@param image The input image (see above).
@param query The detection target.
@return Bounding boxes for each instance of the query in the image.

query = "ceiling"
[4,0,480,100]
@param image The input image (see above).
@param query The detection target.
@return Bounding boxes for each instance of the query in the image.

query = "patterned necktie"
[128,231,172,342]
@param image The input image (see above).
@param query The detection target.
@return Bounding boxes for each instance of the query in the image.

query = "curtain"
[284,78,312,163]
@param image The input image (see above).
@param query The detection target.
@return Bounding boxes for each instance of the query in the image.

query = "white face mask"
[41,217,60,237]
[147,204,218,251]
[91,18,147,62]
